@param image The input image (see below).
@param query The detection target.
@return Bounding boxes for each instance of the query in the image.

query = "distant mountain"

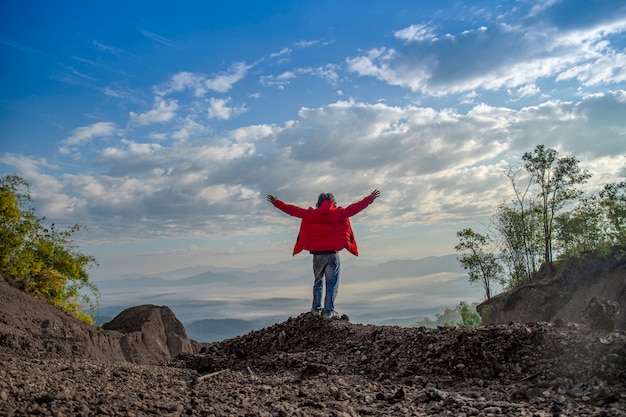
[92,254,480,342]
[348,254,463,279]
[93,314,114,326]
[185,318,279,343]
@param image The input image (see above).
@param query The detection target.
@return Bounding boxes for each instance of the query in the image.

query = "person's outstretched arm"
[267,194,308,218]
[343,189,380,217]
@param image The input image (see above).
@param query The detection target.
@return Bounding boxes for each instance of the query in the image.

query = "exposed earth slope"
[479,251,626,330]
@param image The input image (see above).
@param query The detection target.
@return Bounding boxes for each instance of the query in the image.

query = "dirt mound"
[167,313,625,415]
[478,251,626,329]
[188,313,625,384]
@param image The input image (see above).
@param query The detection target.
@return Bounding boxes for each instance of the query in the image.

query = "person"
[266,189,380,318]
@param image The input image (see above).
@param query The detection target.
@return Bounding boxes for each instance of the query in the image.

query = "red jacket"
[273,195,374,256]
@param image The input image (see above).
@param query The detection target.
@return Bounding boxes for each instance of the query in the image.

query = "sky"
[2,0,626,285]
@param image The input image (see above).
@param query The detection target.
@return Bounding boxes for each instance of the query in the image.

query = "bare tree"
[521,145,591,273]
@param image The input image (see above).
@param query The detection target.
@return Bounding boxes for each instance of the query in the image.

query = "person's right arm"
[267,195,308,218]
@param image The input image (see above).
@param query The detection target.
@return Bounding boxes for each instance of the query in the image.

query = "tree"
[499,165,544,281]
[460,146,619,297]
[554,195,608,258]
[454,228,503,299]
[521,145,591,273]
[456,301,482,328]
[0,183,23,268]
[0,175,99,324]
[411,302,481,328]
[0,175,37,277]
[599,180,626,245]
[492,203,542,287]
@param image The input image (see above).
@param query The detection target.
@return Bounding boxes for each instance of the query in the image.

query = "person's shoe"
[324,310,340,319]
[310,308,322,315]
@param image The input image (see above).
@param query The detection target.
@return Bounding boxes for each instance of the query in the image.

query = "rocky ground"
[1,308,625,416]
[2,269,626,416]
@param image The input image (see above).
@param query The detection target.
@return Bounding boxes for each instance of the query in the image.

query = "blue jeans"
[311,252,340,316]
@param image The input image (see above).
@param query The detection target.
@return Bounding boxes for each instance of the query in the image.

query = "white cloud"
[0,154,58,178]
[156,62,252,98]
[269,47,291,59]
[171,116,210,142]
[0,154,80,218]
[394,24,438,43]
[59,122,118,155]
[3,91,624,254]
[228,124,274,143]
[346,47,395,77]
[510,84,541,99]
[3,0,626,306]
[102,86,144,103]
[260,71,296,89]
[299,64,340,85]
[61,122,118,147]
[527,0,560,17]
[294,40,320,48]
[207,97,246,120]
[557,53,626,86]
[2,1,625,274]
[204,61,251,93]
[158,72,208,97]
[347,12,626,96]
[129,99,178,126]
[140,29,176,46]
[92,40,133,57]
[207,97,232,120]
[261,66,340,89]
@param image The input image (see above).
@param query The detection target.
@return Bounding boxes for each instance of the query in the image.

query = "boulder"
[582,296,620,331]
[103,304,196,364]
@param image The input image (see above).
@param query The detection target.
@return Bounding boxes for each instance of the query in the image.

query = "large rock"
[103,305,196,364]
[478,251,626,330]
[582,296,620,331]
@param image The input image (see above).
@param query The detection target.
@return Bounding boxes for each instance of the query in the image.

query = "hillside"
[0,272,199,364]
[479,250,626,330]
[1,271,625,415]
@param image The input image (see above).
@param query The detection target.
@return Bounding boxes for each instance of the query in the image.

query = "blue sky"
[2,0,626,283]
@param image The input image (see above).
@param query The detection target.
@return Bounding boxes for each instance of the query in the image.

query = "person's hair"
[316,193,335,208]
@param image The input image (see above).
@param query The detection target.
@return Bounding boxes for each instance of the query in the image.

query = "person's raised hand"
[267,194,277,204]
[370,189,381,200]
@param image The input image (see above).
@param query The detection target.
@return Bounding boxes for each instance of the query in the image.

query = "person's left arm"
[343,189,380,217]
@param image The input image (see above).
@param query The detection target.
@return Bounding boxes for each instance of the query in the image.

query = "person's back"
[267,190,380,318]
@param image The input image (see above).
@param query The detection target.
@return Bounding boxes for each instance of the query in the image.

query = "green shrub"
[0,175,99,324]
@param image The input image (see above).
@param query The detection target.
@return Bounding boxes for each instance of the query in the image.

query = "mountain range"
[93,254,483,342]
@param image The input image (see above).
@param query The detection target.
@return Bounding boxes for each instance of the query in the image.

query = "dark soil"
[1,273,626,416]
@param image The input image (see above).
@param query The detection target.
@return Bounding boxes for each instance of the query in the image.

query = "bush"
[457,301,482,328]
[412,301,482,328]
[0,175,99,324]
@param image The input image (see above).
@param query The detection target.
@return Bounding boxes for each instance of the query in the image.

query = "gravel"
[2,312,625,416]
